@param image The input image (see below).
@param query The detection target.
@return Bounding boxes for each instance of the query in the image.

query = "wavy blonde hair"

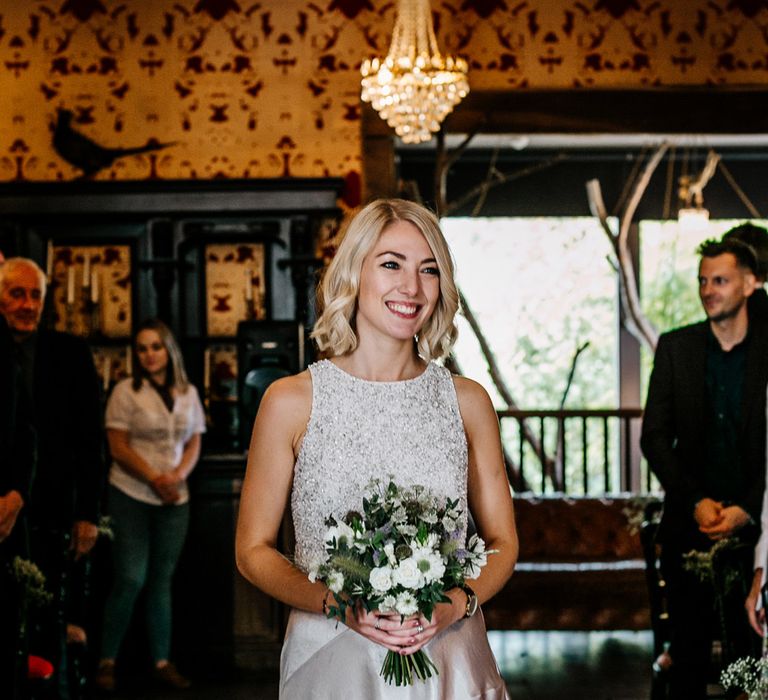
[312,199,459,361]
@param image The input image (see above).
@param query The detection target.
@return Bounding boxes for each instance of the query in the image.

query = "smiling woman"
[235,199,518,699]
[354,220,441,353]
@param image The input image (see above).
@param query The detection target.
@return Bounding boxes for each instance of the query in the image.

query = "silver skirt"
[280,608,510,699]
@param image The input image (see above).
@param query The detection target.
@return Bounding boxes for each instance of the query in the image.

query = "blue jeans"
[101,486,189,663]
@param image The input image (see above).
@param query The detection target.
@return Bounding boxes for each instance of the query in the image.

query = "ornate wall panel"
[0,0,766,184]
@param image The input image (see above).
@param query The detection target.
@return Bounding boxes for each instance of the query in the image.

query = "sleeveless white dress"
[280,360,509,699]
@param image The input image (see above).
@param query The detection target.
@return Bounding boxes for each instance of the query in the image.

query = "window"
[443,216,620,492]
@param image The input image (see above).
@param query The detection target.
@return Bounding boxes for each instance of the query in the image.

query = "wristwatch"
[461,585,478,618]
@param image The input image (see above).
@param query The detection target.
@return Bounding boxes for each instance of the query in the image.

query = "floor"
[105,630,672,700]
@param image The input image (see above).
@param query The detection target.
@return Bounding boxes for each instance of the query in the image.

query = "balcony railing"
[496,408,648,496]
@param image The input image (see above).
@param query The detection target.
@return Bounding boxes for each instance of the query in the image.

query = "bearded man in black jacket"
[641,238,768,699]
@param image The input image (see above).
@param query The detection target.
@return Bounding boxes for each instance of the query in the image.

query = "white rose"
[392,558,424,590]
[369,566,394,593]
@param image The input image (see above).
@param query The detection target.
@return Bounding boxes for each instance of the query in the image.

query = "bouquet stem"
[381,650,438,686]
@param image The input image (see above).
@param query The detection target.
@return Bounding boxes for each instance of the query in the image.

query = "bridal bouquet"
[309,478,493,686]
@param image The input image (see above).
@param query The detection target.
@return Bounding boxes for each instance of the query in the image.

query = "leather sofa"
[482,495,651,631]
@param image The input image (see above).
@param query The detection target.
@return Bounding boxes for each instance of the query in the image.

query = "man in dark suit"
[0,257,105,699]
[641,238,768,699]
[0,311,37,700]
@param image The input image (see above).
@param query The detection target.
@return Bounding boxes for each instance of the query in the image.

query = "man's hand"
[71,520,99,559]
[745,568,766,637]
[694,498,723,530]
[699,504,750,540]
[0,491,24,542]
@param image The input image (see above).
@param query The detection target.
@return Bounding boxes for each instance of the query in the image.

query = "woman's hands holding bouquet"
[311,480,495,685]
[348,589,465,654]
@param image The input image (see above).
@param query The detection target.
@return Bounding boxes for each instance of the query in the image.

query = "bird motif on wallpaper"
[52,109,175,178]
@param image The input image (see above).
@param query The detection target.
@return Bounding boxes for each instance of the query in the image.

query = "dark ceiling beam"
[442,87,768,135]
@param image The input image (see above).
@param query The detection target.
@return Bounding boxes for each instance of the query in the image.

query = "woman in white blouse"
[95,319,206,692]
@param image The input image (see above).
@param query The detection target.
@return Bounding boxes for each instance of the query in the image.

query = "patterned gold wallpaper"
[0,0,766,187]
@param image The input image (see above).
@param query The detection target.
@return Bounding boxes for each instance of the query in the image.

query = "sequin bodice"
[291,359,469,572]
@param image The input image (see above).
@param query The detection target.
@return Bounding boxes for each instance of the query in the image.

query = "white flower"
[421,510,438,524]
[464,559,483,580]
[391,506,407,523]
[378,595,397,614]
[422,533,440,550]
[307,557,326,584]
[383,542,397,566]
[467,533,487,555]
[325,521,355,548]
[413,547,446,583]
[369,566,394,593]
[327,571,345,593]
[392,558,424,590]
[399,524,418,537]
[395,591,419,616]
[441,515,457,532]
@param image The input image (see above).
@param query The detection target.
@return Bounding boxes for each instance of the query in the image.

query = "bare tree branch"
[459,289,555,480]
[551,341,590,490]
[586,143,668,352]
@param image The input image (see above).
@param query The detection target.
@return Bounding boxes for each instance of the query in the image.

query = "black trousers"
[661,541,760,700]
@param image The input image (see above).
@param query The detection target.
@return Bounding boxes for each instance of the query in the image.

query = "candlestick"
[244,267,253,301]
[82,254,90,288]
[102,355,111,392]
[66,267,75,305]
[91,269,99,304]
[203,348,211,397]
[46,240,54,280]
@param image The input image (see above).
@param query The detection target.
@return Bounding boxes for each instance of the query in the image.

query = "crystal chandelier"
[361,0,469,144]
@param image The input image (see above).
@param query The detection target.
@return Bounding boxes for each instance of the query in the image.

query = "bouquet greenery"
[720,656,768,699]
[309,478,493,686]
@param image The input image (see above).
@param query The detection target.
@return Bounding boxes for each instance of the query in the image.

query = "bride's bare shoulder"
[260,369,313,416]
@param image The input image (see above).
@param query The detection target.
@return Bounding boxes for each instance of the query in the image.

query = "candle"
[203,348,211,395]
[102,355,111,392]
[125,345,132,376]
[244,267,253,301]
[66,267,75,305]
[82,254,90,288]
[46,240,54,279]
[91,269,99,303]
